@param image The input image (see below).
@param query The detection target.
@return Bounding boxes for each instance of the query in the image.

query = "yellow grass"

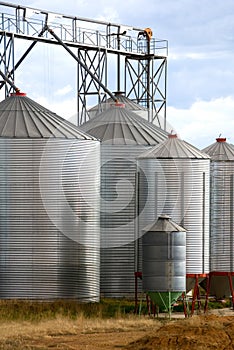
[0,300,232,350]
[0,315,160,340]
[0,314,233,350]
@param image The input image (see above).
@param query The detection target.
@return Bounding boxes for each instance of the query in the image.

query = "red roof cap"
[216,137,226,143]
[10,91,27,96]
[168,134,178,139]
[111,102,125,108]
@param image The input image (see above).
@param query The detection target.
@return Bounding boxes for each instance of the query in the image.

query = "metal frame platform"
[0,1,168,127]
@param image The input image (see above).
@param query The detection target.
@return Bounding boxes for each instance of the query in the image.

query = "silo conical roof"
[138,134,210,159]
[80,103,168,145]
[0,92,95,140]
[202,137,234,161]
[143,215,186,233]
[88,92,147,114]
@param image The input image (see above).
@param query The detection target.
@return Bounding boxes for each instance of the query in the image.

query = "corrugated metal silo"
[203,137,234,298]
[142,215,186,313]
[80,103,168,297]
[0,92,100,301]
[138,134,210,290]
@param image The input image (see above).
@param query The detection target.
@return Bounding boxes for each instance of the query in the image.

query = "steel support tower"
[0,2,168,127]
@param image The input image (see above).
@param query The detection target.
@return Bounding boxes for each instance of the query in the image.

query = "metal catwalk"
[0,1,168,127]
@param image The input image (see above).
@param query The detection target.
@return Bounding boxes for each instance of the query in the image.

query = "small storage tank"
[203,137,234,298]
[142,215,186,313]
[80,103,168,297]
[138,134,210,290]
[0,92,100,301]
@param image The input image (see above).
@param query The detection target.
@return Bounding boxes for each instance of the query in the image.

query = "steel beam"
[0,2,168,126]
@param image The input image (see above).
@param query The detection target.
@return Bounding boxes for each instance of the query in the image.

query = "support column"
[0,32,15,97]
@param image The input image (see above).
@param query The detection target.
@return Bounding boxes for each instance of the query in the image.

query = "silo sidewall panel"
[210,161,234,272]
[138,158,210,275]
[0,139,100,301]
[100,144,153,297]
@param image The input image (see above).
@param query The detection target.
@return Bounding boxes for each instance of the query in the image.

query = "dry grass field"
[0,300,232,349]
[0,316,160,349]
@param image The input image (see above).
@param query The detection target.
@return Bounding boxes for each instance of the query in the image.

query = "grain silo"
[80,103,168,297]
[202,137,234,299]
[0,92,100,301]
[142,215,186,316]
[138,134,210,292]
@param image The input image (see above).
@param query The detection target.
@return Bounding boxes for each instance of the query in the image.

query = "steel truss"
[0,32,15,97]
[0,2,168,127]
[125,55,167,127]
[77,49,108,125]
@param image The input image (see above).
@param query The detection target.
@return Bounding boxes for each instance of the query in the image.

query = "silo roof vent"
[216,137,226,142]
[110,102,125,108]
[168,133,178,139]
[10,91,27,97]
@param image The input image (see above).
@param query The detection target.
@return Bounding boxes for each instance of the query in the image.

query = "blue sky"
[1,0,234,148]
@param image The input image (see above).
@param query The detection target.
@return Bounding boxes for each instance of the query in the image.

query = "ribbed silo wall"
[100,145,151,298]
[0,139,100,301]
[210,161,234,272]
[138,159,210,275]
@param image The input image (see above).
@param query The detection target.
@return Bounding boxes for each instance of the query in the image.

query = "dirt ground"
[0,309,233,350]
[127,314,234,350]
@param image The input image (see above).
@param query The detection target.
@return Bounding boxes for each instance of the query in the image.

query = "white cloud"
[167,96,234,149]
[34,95,78,124]
[176,52,210,60]
[54,85,73,96]
[168,50,228,61]
[96,7,120,24]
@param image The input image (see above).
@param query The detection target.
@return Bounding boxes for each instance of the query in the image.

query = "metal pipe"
[0,69,19,92]
[116,27,122,92]
[46,25,118,102]
[146,37,150,111]
[134,171,139,273]
[204,274,211,313]
[164,58,167,131]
